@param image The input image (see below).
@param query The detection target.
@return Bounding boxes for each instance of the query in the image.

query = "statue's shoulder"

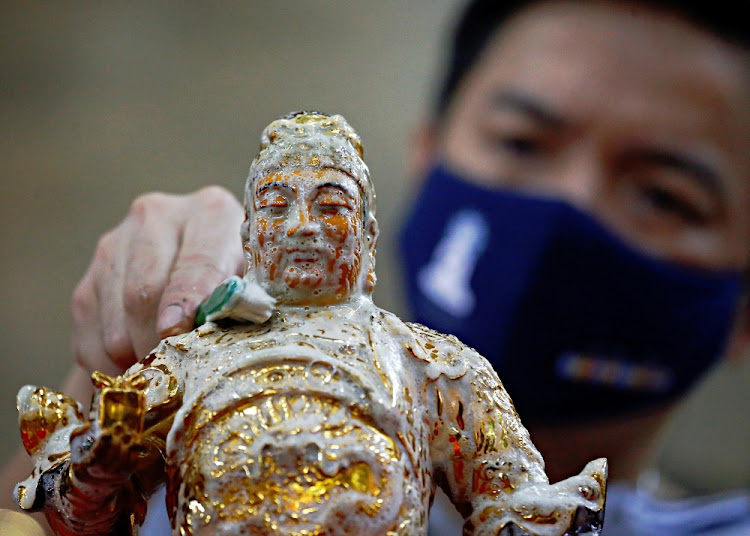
[404,321,465,351]
[375,310,470,380]
[157,320,263,353]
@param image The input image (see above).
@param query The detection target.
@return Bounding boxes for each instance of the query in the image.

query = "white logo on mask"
[417,209,488,318]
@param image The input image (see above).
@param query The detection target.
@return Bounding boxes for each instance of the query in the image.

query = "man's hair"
[435,0,750,117]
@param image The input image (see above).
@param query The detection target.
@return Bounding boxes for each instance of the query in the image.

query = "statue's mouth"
[286,247,324,262]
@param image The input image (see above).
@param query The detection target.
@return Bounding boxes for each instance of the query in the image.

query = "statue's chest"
[167,317,427,535]
[180,316,403,412]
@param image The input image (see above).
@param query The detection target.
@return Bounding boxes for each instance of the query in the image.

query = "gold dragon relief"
[163,353,425,535]
[172,390,420,535]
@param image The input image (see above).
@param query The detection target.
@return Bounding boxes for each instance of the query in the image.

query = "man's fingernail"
[157,304,185,337]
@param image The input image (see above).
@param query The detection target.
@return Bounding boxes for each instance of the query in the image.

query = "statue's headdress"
[247,111,375,216]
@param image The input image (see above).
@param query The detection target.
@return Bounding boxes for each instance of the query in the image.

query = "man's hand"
[0,510,46,536]
[71,186,245,375]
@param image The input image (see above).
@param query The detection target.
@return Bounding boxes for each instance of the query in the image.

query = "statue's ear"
[241,208,252,256]
[363,218,379,294]
[366,218,379,256]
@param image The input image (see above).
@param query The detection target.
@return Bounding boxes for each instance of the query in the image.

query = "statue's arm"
[15,349,182,536]
[416,327,606,535]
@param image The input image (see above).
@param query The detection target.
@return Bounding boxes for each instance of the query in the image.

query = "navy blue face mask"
[399,164,744,424]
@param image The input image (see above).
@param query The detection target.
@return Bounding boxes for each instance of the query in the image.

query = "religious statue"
[15,111,607,535]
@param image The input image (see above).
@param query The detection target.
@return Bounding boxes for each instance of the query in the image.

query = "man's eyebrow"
[637,149,726,201]
[492,89,567,128]
[256,182,293,195]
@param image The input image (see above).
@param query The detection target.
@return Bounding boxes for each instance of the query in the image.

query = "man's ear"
[406,120,439,180]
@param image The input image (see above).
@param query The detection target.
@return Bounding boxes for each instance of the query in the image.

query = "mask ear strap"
[724,292,750,363]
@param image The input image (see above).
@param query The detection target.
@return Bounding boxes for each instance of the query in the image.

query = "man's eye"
[492,133,544,156]
[641,185,709,225]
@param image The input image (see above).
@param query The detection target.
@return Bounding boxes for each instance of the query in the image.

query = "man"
[402,0,750,482]
[15,112,606,535]
[3,0,749,534]
[398,3,750,533]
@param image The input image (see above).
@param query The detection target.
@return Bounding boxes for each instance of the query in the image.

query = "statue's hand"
[70,373,149,484]
[71,186,245,376]
[70,423,147,484]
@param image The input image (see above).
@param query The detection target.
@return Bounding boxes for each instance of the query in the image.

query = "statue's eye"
[257,195,288,210]
[316,190,353,213]
[319,199,350,209]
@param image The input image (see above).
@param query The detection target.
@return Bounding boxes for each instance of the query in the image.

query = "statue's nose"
[287,204,319,237]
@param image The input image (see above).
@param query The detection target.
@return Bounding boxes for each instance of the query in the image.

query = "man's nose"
[286,203,319,237]
[538,150,605,211]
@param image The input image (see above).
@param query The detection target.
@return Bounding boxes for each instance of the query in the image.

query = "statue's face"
[247,168,365,305]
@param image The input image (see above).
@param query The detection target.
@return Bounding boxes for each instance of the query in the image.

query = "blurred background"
[1,1,747,496]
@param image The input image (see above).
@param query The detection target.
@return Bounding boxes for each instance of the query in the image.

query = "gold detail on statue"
[475,418,497,455]
[512,505,559,525]
[91,371,148,390]
[179,390,398,534]
[478,505,505,524]
[237,457,380,514]
[91,372,147,434]
[16,485,27,504]
[174,339,191,352]
[19,387,83,455]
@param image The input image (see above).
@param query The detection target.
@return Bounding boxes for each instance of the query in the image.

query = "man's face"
[247,168,365,305]
[438,0,750,273]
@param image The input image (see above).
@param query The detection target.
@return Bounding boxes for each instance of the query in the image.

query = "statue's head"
[242,111,378,306]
